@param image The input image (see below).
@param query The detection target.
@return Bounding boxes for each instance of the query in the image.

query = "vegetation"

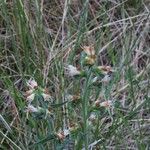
[0,0,150,149]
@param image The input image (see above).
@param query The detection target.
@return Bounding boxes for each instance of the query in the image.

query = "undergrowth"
[0,0,150,150]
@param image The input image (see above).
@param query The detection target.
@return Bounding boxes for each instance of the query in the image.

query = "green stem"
[82,68,92,149]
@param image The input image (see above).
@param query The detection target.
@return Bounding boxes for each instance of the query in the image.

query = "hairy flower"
[63,129,70,136]
[42,93,51,101]
[56,129,70,140]
[97,66,115,74]
[66,94,80,103]
[89,113,96,122]
[27,79,38,89]
[100,100,112,108]
[82,46,95,56]
[82,46,96,65]
[67,65,81,77]
[43,88,49,94]
[24,89,34,98]
[57,132,65,140]
[101,74,111,83]
[26,105,39,113]
[94,100,101,107]
[26,93,35,102]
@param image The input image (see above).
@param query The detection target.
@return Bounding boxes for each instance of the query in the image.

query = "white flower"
[67,65,81,77]
[42,93,51,101]
[89,113,96,121]
[101,75,111,83]
[66,94,74,100]
[26,105,39,112]
[63,129,70,136]
[100,100,113,108]
[27,79,38,89]
[26,105,44,113]
[26,93,35,102]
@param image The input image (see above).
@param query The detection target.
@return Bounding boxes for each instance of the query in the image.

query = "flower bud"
[84,56,96,65]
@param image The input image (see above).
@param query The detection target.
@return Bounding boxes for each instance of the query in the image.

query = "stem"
[82,68,92,149]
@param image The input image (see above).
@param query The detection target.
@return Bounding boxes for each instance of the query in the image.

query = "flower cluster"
[94,100,113,108]
[82,46,96,65]
[65,45,116,140]
[24,79,52,118]
[56,123,79,140]
[56,129,70,140]
[66,46,115,85]
[23,45,117,147]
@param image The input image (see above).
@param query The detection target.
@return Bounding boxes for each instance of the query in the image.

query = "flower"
[26,105,40,119]
[26,79,38,89]
[42,93,51,101]
[63,129,70,136]
[66,65,81,77]
[94,100,101,107]
[89,113,96,122]
[24,89,34,98]
[43,88,49,94]
[97,66,115,74]
[101,74,111,83]
[82,46,96,65]
[26,93,35,103]
[82,46,95,56]
[56,132,65,140]
[66,94,80,102]
[85,56,96,65]
[94,100,113,108]
[56,129,70,140]
[88,113,97,126]
[100,100,113,108]
[26,105,39,113]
